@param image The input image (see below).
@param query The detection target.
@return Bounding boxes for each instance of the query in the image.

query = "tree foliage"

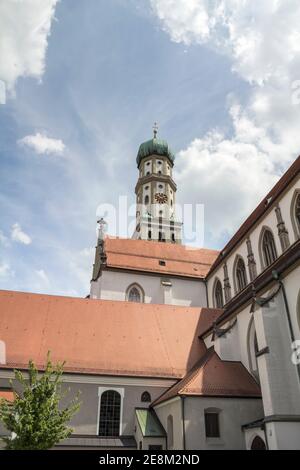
[0,353,81,450]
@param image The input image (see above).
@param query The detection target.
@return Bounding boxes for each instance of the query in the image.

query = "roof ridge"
[178,348,215,394]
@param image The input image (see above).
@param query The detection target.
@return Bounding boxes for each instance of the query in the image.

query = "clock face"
[155,192,168,204]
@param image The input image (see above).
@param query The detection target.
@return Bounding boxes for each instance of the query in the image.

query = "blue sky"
[1,0,300,297]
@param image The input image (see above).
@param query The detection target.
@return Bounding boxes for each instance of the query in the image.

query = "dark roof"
[135,408,166,437]
[207,155,300,277]
[242,418,264,430]
[136,137,175,167]
[56,435,137,448]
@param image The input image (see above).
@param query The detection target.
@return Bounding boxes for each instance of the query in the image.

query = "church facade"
[0,132,300,450]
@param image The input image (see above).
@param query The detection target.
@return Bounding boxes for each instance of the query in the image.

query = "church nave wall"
[91,269,207,307]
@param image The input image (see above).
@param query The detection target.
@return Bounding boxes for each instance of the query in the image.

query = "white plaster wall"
[265,421,300,450]
[154,398,183,450]
[212,320,242,362]
[0,375,173,438]
[244,428,266,450]
[143,159,152,176]
[203,306,252,369]
[282,264,300,340]
[254,292,300,417]
[134,420,166,451]
[184,397,263,450]
[91,270,207,307]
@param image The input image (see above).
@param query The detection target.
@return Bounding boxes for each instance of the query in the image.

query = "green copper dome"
[136,137,175,167]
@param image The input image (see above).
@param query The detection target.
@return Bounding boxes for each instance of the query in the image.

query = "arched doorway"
[251,435,266,450]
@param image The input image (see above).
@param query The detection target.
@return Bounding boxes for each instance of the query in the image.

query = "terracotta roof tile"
[104,238,219,278]
[0,390,15,402]
[152,348,261,406]
[0,290,221,379]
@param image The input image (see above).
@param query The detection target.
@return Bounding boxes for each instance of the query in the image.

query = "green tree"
[0,352,81,450]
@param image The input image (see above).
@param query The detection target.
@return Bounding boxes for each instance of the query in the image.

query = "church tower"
[132,124,182,243]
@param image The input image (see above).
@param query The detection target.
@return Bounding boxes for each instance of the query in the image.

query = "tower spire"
[133,131,182,244]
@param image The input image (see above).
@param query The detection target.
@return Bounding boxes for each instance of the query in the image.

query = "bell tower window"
[260,228,277,268]
[134,125,181,243]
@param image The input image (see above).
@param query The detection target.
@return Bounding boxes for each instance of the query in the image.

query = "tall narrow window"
[214,280,224,308]
[144,195,149,205]
[167,415,174,449]
[297,290,300,333]
[296,194,300,233]
[247,317,259,381]
[236,258,247,292]
[99,390,121,437]
[126,284,144,303]
[262,229,277,267]
[159,231,165,242]
[204,411,220,438]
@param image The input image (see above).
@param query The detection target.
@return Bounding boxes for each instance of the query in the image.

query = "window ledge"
[205,437,224,446]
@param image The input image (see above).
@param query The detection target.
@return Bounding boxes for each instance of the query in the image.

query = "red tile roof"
[152,348,261,405]
[0,290,221,379]
[208,155,300,276]
[0,390,14,402]
[104,238,219,279]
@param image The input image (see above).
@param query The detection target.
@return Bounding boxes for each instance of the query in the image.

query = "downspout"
[205,279,210,308]
[181,396,186,450]
[272,270,300,383]
[262,423,269,450]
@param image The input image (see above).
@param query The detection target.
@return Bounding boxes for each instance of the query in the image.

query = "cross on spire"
[153,122,158,139]
[97,217,107,241]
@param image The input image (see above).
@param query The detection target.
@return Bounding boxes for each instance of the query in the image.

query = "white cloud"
[11,223,32,245]
[0,0,59,93]
[175,103,280,241]
[18,132,65,156]
[0,262,11,278]
[69,247,94,286]
[35,269,50,285]
[151,0,300,242]
[150,0,300,85]
[0,231,9,247]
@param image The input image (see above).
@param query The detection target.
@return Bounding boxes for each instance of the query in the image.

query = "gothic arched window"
[214,279,224,308]
[251,436,266,450]
[98,390,121,437]
[261,229,277,268]
[294,193,300,237]
[141,391,151,403]
[236,257,247,293]
[126,284,144,303]
[247,317,259,381]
